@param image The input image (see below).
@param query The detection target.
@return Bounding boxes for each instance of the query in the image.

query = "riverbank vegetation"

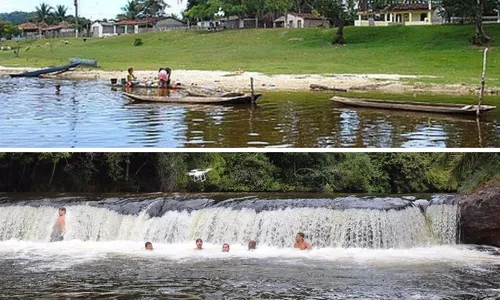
[1,25,500,87]
[1,153,499,194]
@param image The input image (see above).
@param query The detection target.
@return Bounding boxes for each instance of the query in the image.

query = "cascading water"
[0,197,458,248]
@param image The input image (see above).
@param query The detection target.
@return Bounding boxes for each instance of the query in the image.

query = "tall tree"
[331,0,346,45]
[54,5,68,22]
[118,0,141,20]
[35,3,53,23]
[138,0,170,18]
[473,0,491,45]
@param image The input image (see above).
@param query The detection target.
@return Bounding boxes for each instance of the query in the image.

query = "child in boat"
[126,67,137,87]
[158,68,169,89]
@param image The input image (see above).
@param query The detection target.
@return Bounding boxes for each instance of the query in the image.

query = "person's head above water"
[296,232,305,243]
[195,238,203,250]
[145,242,153,250]
[222,243,230,252]
[248,240,256,250]
[58,207,66,216]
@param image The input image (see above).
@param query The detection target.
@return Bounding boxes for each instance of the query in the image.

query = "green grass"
[2,24,500,87]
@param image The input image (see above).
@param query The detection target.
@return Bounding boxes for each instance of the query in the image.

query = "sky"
[0,0,187,20]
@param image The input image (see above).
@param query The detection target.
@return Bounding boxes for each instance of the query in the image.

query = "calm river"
[0,77,499,148]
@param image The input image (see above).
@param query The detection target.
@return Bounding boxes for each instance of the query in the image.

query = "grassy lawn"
[1,24,500,87]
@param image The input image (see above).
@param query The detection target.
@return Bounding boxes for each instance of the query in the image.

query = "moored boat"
[123,92,262,105]
[10,63,81,78]
[331,96,497,115]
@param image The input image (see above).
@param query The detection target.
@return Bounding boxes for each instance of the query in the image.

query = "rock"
[413,199,429,213]
[458,182,500,247]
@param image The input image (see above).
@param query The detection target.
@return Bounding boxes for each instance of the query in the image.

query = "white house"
[91,22,119,37]
[273,13,329,28]
[91,18,185,37]
[356,2,443,27]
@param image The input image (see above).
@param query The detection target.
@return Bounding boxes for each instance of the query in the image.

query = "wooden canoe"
[331,96,497,115]
[123,92,262,105]
[10,63,81,78]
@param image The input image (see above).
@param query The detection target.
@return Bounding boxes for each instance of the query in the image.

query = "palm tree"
[138,0,170,18]
[35,3,53,23]
[118,0,141,20]
[441,153,499,181]
[54,5,68,22]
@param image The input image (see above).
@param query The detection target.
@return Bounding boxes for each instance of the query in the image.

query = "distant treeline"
[0,153,498,193]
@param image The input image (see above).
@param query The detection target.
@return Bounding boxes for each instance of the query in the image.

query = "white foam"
[0,240,498,269]
[0,204,459,248]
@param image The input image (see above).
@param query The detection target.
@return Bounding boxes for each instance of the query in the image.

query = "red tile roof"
[18,22,41,31]
[117,18,159,25]
[391,4,432,11]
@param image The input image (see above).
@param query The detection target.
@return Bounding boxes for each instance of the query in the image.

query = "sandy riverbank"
[0,66,488,95]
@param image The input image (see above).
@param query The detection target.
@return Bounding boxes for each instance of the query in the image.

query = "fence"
[449,16,500,24]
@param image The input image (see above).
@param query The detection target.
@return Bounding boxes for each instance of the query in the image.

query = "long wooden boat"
[124,92,262,104]
[331,96,497,115]
[10,63,81,78]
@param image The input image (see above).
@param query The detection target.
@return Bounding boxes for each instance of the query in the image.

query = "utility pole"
[74,0,79,37]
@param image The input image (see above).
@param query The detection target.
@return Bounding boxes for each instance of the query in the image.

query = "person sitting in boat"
[126,67,137,87]
[158,68,169,89]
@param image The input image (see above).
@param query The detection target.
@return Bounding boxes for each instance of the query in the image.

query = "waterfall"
[0,201,458,248]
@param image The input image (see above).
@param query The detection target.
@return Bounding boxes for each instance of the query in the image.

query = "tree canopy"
[1,153,498,194]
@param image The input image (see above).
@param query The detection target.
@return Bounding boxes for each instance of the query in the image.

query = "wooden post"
[250,77,255,103]
[477,48,488,117]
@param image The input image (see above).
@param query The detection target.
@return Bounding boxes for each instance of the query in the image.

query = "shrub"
[134,38,143,47]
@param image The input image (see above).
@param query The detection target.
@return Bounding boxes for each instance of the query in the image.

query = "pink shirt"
[159,70,168,81]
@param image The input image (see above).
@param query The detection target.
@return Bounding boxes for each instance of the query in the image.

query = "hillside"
[1,24,500,86]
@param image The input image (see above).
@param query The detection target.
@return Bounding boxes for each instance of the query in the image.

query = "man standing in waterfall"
[50,207,66,242]
[294,232,312,250]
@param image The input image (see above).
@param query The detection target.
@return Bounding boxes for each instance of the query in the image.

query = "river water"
[1,77,499,148]
[0,194,499,299]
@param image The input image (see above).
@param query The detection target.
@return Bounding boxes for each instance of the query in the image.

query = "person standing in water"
[222,243,230,252]
[50,207,66,242]
[294,232,312,250]
[145,242,153,250]
[158,68,169,89]
[194,238,203,250]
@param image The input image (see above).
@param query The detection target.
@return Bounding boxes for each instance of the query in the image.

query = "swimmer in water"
[50,207,66,242]
[248,240,257,250]
[145,242,153,250]
[194,238,203,250]
[293,232,312,250]
[222,243,230,252]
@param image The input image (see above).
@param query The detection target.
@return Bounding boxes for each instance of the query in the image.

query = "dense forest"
[0,153,498,194]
